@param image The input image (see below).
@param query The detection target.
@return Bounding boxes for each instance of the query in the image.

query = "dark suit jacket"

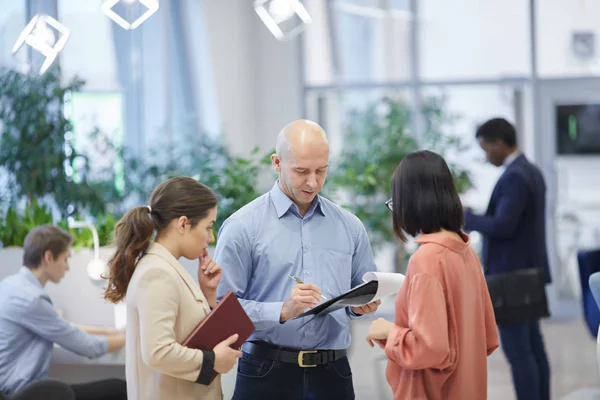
[464,154,552,283]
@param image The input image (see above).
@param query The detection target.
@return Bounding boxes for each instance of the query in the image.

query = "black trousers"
[71,379,127,400]
[9,379,126,400]
[8,380,74,400]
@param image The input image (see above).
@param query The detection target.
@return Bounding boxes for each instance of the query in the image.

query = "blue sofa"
[580,249,600,337]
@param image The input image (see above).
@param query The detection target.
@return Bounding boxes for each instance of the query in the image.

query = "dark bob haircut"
[391,150,463,242]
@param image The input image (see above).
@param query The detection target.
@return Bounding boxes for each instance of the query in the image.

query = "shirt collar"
[270,181,325,219]
[19,266,44,289]
[503,150,521,167]
[415,231,471,254]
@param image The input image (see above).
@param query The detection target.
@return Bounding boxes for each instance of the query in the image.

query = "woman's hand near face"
[198,250,222,307]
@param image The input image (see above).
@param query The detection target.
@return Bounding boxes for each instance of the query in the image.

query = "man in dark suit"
[464,118,551,400]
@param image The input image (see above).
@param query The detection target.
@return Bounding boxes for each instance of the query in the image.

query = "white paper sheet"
[293,271,406,320]
[362,271,406,302]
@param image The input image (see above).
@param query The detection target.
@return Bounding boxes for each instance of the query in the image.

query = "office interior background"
[1,0,600,399]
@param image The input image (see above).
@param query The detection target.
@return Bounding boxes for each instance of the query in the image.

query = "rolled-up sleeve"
[346,221,378,319]
[14,296,108,358]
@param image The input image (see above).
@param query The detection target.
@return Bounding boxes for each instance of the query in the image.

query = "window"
[419,0,530,80]
[0,1,26,68]
[420,85,521,209]
[58,0,119,90]
[68,92,125,193]
[303,0,411,85]
[304,88,408,157]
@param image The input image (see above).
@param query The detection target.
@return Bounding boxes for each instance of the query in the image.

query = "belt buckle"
[298,350,318,368]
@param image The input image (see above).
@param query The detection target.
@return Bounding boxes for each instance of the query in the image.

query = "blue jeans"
[498,320,550,400]
[232,351,355,400]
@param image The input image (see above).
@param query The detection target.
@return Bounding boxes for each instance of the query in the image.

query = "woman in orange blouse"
[366,150,499,400]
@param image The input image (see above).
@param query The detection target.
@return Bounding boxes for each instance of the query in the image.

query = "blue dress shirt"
[215,182,377,350]
[0,267,108,394]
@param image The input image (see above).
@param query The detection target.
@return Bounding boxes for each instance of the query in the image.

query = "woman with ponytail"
[105,177,242,400]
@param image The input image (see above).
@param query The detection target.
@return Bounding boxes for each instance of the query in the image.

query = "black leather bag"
[485,267,550,324]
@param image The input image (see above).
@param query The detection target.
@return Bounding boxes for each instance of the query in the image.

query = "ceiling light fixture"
[101,0,159,30]
[12,13,70,75]
[254,0,312,41]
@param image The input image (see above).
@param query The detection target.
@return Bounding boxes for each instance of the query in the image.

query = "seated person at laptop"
[0,225,126,400]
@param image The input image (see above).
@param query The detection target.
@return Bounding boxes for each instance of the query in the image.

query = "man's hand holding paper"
[291,271,406,321]
[351,299,381,316]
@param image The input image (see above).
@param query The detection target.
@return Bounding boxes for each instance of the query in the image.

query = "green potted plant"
[120,133,272,240]
[0,200,116,249]
[328,95,474,272]
[0,200,54,247]
[0,68,120,218]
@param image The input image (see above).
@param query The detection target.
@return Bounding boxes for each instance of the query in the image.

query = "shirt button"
[306,271,311,276]
[304,245,310,250]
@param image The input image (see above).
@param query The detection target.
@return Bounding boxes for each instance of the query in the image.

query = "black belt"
[243,341,346,368]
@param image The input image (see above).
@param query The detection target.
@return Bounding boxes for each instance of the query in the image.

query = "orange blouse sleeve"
[384,273,452,370]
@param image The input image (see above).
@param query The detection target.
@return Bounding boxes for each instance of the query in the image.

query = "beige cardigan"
[124,242,222,400]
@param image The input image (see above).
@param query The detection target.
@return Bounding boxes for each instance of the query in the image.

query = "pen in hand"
[288,274,328,300]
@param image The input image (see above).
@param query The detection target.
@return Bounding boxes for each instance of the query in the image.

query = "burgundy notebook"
[182,291,255,383]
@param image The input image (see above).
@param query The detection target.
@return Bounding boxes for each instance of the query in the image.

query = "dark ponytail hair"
[104,177,218,303]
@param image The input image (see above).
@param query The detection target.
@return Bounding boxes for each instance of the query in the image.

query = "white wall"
[203,0,303,156]
[536,0,600,77]
[419,0,531,80]
[418,0,600,79]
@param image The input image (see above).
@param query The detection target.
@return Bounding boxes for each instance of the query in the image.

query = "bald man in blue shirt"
[215,120,381,400]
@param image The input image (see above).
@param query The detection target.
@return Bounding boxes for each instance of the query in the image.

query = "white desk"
[51,345,125,366]
[49,346,125,385]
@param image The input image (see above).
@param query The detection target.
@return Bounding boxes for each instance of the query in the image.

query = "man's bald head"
[271,120,330,215]
[275,120,329,162]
